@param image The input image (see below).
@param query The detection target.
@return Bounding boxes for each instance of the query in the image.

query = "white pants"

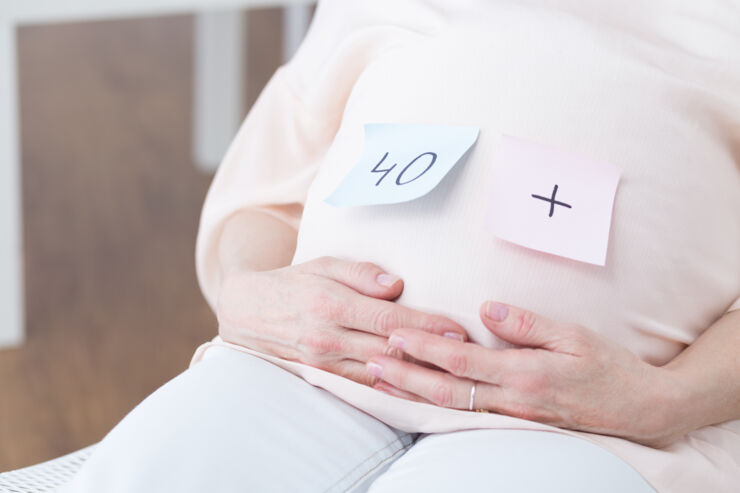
[60,346,656,492]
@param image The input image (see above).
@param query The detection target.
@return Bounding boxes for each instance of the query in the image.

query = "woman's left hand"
[366,301,692,448]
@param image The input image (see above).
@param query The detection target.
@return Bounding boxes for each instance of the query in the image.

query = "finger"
[366,356,474,410]
[480,301,569,350]
[336,295,468,340]
[291,329,386,387]
[325,359,381,387]
[277,339,443,395]
[386,328,518,383]
[368,356,539,418]
[373,382,434,404]
[338,329,391,362]
[295,326,427,364]
[307,256,404,300]
[383,342,444,370]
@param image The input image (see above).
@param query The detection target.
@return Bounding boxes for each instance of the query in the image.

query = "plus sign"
[531,184,572,217]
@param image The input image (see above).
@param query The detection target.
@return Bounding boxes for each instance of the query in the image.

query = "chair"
[0,4,313,489]
[0,444,97,491]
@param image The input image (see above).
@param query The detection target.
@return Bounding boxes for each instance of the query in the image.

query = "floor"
[0,10,282,471]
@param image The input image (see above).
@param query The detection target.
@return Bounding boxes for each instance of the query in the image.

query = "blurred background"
[0,4,313,471]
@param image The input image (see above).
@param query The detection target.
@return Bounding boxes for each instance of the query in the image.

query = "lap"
[60,346,415,493]
[61,345,656,493]
[368,429,657,493]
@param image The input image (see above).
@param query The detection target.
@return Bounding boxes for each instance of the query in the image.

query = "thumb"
[306,256,404,300]
[480,301,564,349]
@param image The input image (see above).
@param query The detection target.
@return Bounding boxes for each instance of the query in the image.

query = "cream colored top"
[192,1,740,491]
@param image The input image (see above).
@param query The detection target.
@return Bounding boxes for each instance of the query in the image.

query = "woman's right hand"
[216,256,468,386]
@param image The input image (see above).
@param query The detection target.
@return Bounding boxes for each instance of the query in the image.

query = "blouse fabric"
[192,1,740,491]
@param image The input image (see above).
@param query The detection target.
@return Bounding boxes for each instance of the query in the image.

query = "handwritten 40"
[371,151,438,186]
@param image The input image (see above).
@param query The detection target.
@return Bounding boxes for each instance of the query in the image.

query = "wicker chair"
[0,445,96,492]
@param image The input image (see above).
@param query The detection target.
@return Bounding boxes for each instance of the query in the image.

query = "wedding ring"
[469,381,491,413]
[469,382,477,411]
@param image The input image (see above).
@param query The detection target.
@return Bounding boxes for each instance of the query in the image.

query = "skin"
[218,206,740,448]
[366,303,740,448]
[216,206,467,387]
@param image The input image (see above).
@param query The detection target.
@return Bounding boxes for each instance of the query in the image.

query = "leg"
[368,429,657,492]
[192,11,245,173]
[0,19,24,349]
[60,346,416,492]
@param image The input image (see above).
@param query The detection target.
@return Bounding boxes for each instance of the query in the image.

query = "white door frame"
[0,2,313,348]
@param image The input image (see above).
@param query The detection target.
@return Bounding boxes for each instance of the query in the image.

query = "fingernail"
[486,302,509,322]
[388,335,406,350]
[367,361,383,378]
[376,273,400,287]
[443,332,464,342]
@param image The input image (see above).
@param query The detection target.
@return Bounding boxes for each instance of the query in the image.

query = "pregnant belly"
[292,140,738,367]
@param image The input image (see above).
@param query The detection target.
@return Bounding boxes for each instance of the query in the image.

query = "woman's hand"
[216,256,468,386]
[366,301,690,448]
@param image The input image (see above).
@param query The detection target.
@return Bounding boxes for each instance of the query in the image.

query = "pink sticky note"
[486,135,621,266]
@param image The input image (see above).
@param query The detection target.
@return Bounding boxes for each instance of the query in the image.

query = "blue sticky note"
[325,123,480,207]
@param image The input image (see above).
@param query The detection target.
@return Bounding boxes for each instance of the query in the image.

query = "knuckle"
[370,309,400,336]
[445,353,469,378]
[513,310,538,340]
[306,291,342,321]
[419,313,443,332]
[348,261,378,282]
[298,331,343,357]
[431,381,455,408]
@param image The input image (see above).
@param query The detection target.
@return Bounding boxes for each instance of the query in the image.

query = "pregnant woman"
[62,1,740,492]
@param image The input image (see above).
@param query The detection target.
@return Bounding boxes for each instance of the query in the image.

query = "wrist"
[631,364,704,447]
